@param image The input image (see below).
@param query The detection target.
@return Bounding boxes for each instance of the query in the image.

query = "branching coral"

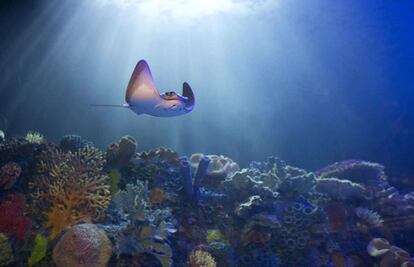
[30,147,111,239]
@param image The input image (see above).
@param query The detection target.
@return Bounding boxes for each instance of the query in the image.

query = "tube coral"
[30,147,111,239]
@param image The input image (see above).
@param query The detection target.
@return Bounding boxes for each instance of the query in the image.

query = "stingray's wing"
[182,82,195,110]
[125,60,161,104]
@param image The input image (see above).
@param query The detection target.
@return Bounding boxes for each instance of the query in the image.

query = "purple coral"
[0,162,21,189]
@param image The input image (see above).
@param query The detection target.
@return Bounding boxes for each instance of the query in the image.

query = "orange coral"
[30,147,111,239]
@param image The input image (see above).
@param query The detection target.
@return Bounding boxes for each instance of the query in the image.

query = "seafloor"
[0,131,413,267]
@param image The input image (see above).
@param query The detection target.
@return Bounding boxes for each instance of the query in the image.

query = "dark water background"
[0,0,413,182]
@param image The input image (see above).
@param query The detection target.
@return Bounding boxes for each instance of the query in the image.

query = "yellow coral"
[30,147,111,239]
[25,131,44,144]
[189,250,216,267]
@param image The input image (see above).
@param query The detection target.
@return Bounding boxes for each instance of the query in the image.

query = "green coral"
[206,229,225,244]
[25,131,44,144]
[109,169,121,196]
[28,235,48,266]
[0,233,12,266]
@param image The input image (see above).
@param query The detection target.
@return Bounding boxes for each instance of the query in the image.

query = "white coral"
[356,207,384,227]
[25,131,44,144]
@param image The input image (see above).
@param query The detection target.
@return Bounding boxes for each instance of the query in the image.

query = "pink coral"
[0,162,21,189]
[0,193,32,240]
[52,224,112,267]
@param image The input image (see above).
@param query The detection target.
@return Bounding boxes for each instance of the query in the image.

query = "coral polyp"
[30,146,111,239]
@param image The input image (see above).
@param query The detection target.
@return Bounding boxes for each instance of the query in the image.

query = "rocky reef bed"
[0,131,414,267]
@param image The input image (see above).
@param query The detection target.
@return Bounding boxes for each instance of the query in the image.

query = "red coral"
[0,162,21,189]
[0,193,32,240]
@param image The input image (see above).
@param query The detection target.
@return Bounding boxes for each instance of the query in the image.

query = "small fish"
[94,60,195,117]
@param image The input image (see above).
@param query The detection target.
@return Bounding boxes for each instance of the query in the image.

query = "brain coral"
[30,147,111,239]
[52,223,112,267]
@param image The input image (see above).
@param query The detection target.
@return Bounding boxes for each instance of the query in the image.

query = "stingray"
[95,60,195,117]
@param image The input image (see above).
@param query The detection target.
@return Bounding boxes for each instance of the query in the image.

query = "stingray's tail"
[91,104,130,108]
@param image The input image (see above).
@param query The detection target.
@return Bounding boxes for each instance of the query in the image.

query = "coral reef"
[53,223,112,267]
[30,147,111,239]
[0,161,21,189]
[0,193,32,240]
[1,132,414,267]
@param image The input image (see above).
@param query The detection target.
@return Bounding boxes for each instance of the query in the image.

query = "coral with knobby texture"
[0,233,12,266]
[52,223,112,267]
[25,132,45,144]
[106,135,137,166]
[30,147,111,239]
[190,153,240,177]
[188,250,216,267]
[0,161,21,189]
[0,193,32,240]
[28,234,48,267]
[355,207,384,228]
[315,177,366,200]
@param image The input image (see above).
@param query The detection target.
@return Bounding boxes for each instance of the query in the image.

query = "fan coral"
[188,250,216,267]
[0,193,32,240]
[25,131,44,144]
[28,235,48,267]
[30,147,111,239]
[0,233,12,266]
[53,223,112,267]
[356,207,384,228]
[0,161,21,189]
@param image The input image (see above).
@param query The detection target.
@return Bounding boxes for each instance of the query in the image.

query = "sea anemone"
[356,207,384,228]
